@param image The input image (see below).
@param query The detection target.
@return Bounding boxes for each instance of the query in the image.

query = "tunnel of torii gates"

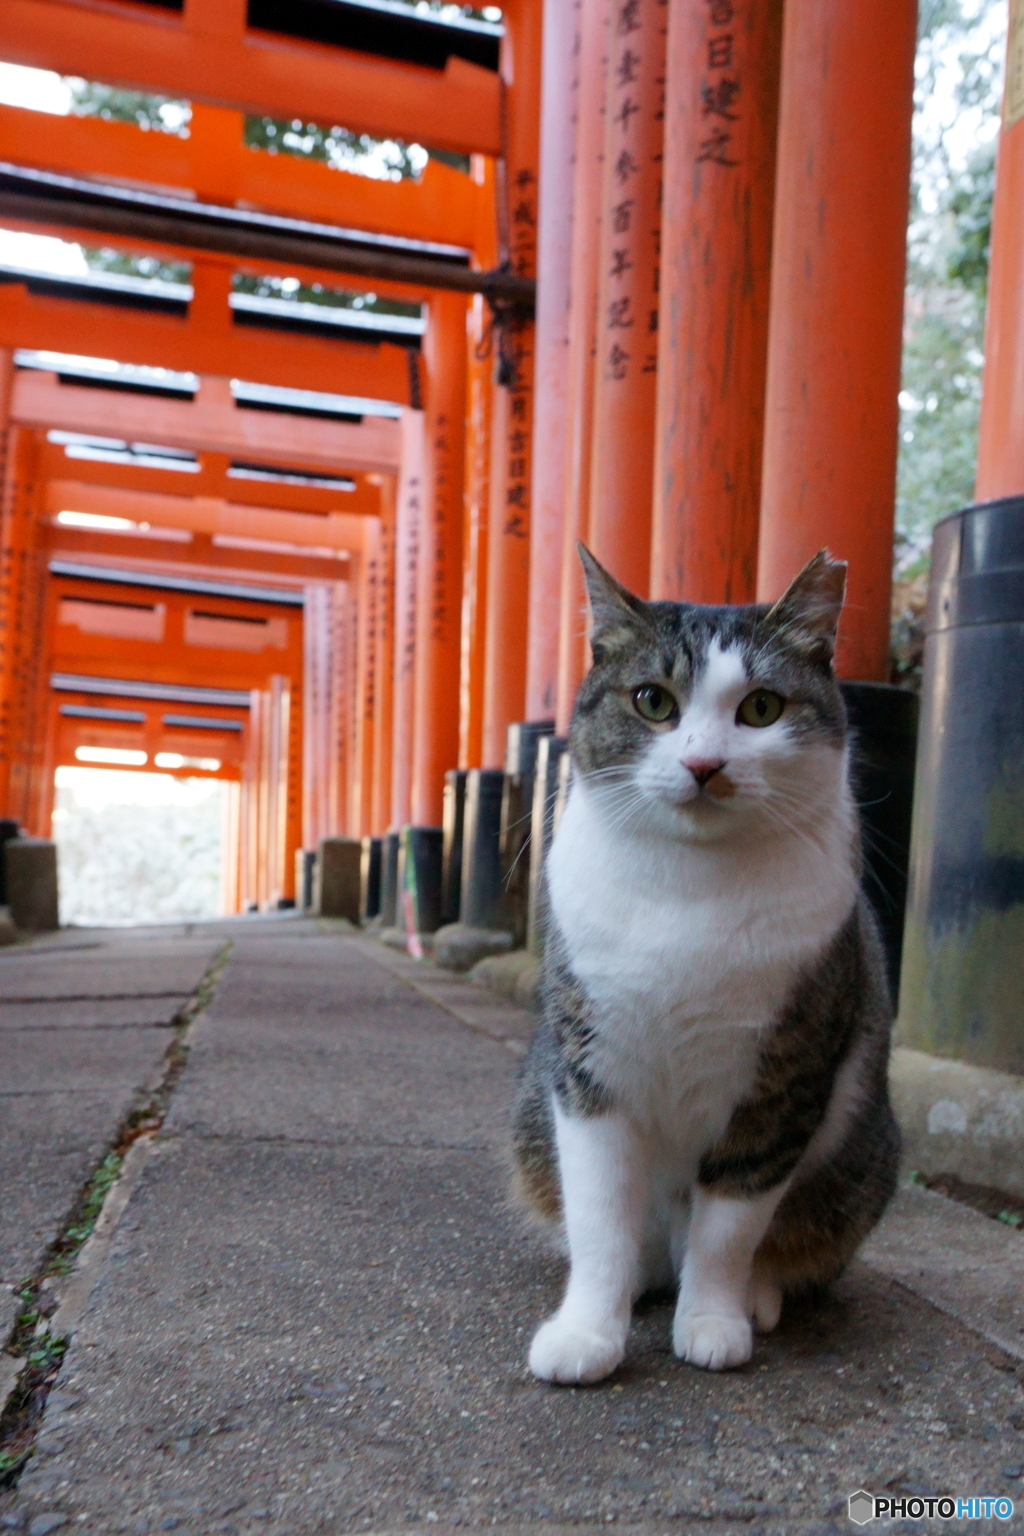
[0,0,1022,913]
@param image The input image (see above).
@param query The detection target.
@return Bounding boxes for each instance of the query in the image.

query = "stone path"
[0,927,222,1344]
[3,918,1024,1535]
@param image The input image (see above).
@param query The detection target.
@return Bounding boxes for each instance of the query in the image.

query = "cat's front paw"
[673,1310,753,1371]
[528,1314,625,1385]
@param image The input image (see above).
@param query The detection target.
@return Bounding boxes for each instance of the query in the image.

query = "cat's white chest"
[547,781,857,1154]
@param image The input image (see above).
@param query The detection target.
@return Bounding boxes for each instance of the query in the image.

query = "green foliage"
[895,0,1003,575]
[232,273,420,320]
[66,79,190,136]
[82,247,192,286]
[427,147,473,175]
[897,291,986,571]
[244,115,427,181]
[945,142,996,294]
[62,1152,123,1250]
[243,115,470,181]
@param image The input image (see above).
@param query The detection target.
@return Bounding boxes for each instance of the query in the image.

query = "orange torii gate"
[0,0,543,886]
[0,0,944,937]
[1,388,393,893]
[2,0,503,157]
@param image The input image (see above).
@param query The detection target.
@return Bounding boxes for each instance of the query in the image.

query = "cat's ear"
[578,542,652,661]
[765,549,846,662]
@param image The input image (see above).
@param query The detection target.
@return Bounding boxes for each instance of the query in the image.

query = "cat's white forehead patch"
[691,639,748,707]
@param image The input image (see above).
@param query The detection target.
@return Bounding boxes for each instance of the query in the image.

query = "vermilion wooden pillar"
[351,543,378,838]
[372,478,397,833]
[481,0,544,766]
[412,291,467,824]
[757,0,916,679]
[0,418,44,825]
[0,350,15,817]
[976,16,1024,500]
[555,0,610,733]
[651,0,783,605]
[459,294,493,769]
[588,0,668,597]
[332,581,351,839]
[390,409,426,827]
[524,0,577,721]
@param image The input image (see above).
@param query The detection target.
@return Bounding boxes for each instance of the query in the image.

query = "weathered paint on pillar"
[412,291,467,824]
[391,409,425,827]
[481,0,544,766]
[555,0,611,733]
[525,0,577,720]
[460,294,493,769]
[757,0,915,680]
[588,0,668,597]
[650,0,783,604]
[976,0,1024,500]
[372,476,397,833]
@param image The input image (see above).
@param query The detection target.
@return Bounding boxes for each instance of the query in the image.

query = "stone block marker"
[314,836,361,921]
[5,837,59,931]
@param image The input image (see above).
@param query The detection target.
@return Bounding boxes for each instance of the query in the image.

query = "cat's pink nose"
[684,758,725,787]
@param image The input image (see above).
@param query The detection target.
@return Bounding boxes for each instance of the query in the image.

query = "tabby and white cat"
[512,546,899,1385]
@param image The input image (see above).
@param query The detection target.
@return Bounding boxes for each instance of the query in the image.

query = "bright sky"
[914,0,1007,210]
[0,61,76,114]
[54,766,223,811]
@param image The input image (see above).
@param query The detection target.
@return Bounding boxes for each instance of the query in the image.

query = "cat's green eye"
[632,684,676,723]
[737,689,785,728]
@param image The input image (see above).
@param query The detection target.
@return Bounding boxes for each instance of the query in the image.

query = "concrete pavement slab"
[1,1026,174,1096]
[15,1134,1024,1536]
[0,1090,131,1293]
[8,925,1024,1535]
[0,963,210,1001]
[0,998,190,1029]
[0,932,216,1341]
[166,938,516,1149]
[0,937,222,1001]
[863,1181,1024,1360]
[349,937,536,1055]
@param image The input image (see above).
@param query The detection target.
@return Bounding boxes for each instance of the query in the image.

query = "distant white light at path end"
[75,746,148,766]
[154,753,221,772]
[58,510,137,532]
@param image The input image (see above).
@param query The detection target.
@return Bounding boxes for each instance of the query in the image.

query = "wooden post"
[587,0,668,597]
[555,0,610,732]
[650,0,783,604]
[372,477,397,833]
[412,291,467,824]
[460,294,493,769]
[481,0,544,765]
[757,0,916,680]
[391,410,425,827]
[525,0,577,720]
[351,543,378,839]
[0,414,45,825]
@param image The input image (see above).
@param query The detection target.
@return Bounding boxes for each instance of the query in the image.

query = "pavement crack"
[0,992,189,1005]
[1,1023,178,1033]
[180,1130,495,1151]
[0,940,233,1489]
